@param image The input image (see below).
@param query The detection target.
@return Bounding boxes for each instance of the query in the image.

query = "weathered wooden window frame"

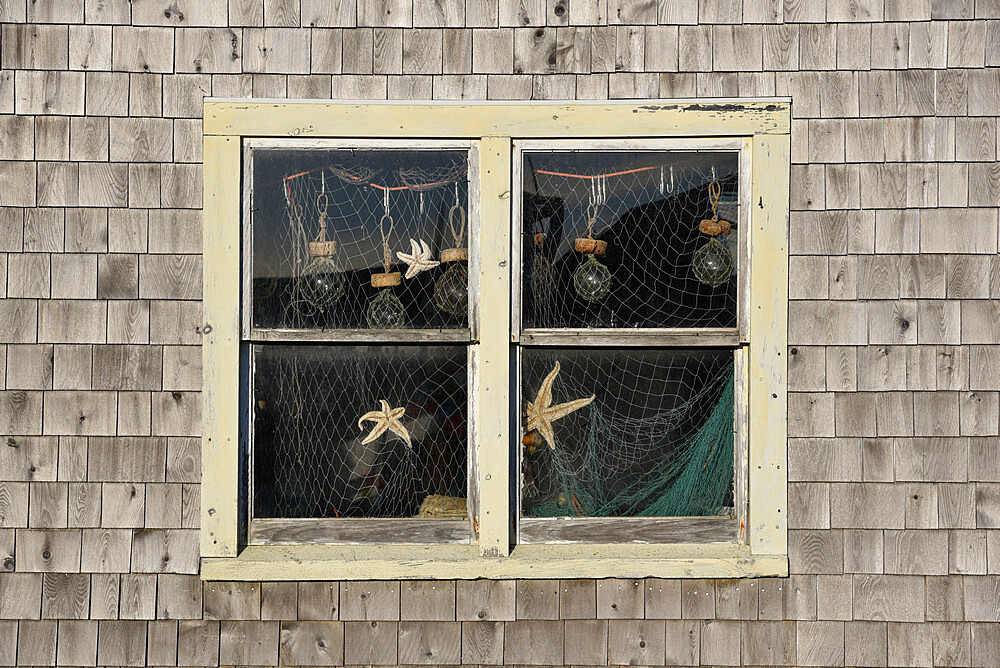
[201,99,790,580]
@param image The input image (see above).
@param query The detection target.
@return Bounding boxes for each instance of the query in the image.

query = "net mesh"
[253,344,468,519]
[250,148,472,521]
[519,150,740,519]
[521,151,740,329]
[521,347,734,518]
[252,149,470,331]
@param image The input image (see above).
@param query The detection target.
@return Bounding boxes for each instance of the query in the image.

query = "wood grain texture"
[41,572,89,619]
[400,580,455,621]
[456,579,515,621]
[397,620,461,663]
[250,518,470,545]
[340,580,399,620]
[297,581,339,620]
[279,620,345,665]
[459,620,502,663]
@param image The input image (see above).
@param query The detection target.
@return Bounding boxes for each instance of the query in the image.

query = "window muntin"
[514,142,748,544]
[244,141,478,545]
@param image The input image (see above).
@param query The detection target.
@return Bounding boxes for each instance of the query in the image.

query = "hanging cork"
[371,271,401,288]
[574,238,607,254]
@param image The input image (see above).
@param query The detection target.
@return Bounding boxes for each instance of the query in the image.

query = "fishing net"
[520,347,734,518]
[518,150,740,519]
[252,344,468,519]
[249,147,472,520]
[521,151,740,329]
[252,149,470,330]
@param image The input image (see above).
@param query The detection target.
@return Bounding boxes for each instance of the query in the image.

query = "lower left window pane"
[251,344,468,520]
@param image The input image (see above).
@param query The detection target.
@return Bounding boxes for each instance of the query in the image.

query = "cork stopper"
[370,271,401,288]
[574,238,608,255]
[440,247,468,263]
[698,217,731,237]
[308,240,336,256]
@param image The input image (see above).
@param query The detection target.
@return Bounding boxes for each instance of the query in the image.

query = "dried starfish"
[358,400,411,448]
[396,238,440,279]
[525,361,595,450]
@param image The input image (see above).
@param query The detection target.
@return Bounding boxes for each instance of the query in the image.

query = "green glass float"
[572,253,612,302]
[300,254,345,313]
[366,287,405,328]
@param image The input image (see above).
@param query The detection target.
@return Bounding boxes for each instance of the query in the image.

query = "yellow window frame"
[201,99,790,580]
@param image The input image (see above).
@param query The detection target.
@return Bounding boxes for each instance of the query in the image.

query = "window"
[201,101,790,580]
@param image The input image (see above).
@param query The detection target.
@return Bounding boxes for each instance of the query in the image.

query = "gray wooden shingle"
[397,620,461,664]
[503,619,563,664]
[344,620,397,664]
[456,579,515,621]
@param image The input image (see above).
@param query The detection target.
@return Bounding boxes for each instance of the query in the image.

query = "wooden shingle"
[80,528,130,573]
[279,621,345,665]
[344,620,398,664]
[341,580,400,620]
[596,578,643,619]
[397,620,462,664]
[56,618,98,665]
[68,482,101,528]
[462,620,504,664]
[700,619,741,665]
[130,529,199,574]
[177,620,221,665]
[18,619,57,666]
[456,579,515,621]
[515,579,559,619]
[146,619,178,665]
[220,620,280,665]
[503,619,564,664]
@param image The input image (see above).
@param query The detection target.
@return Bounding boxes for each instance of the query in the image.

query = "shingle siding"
[0,1,997,665]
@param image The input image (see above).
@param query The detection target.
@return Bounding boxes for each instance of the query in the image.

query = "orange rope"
[535,165,661,179]
[279,166,466,191]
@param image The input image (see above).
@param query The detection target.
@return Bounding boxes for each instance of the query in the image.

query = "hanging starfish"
[358,400,411,448]
[396,238,440,279]
[525,361,595,450]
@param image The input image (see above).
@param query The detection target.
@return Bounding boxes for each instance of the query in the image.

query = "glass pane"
[521,151,739,329]
[252,344,468,519]
[520,347,734,518]
[252,148,470,330]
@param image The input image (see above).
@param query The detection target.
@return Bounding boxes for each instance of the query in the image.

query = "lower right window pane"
[520,347,735,519]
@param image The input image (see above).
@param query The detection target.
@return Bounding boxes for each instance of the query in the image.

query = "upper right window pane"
[520,150,740,330]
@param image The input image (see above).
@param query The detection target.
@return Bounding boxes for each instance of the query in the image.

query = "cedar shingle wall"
[0,0,998,664]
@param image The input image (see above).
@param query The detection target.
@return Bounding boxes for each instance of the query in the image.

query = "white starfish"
[396,238,440,279]
[525,361,595,450]
[358,399,411,448]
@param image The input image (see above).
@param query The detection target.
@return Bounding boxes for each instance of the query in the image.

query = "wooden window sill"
[200,543,788,581]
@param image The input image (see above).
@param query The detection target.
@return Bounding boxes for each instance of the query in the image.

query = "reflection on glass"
[253,344,468,519]
[520,347,734,518]
[521,151,740,329]
[252,149,470,330]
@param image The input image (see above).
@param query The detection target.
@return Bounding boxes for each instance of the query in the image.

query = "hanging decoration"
[524,360,596,451]
[357,399,411,448]
[366,190,406,328]
[299,189,346,314]
[572,177,612,302]
[691,178,734,287]
[433,187,469,316]
[396,238,440,279]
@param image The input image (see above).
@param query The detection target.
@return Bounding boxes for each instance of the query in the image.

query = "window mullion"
[475,135,513,557]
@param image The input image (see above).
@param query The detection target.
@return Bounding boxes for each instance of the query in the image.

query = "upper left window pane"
[250,146,471,331]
